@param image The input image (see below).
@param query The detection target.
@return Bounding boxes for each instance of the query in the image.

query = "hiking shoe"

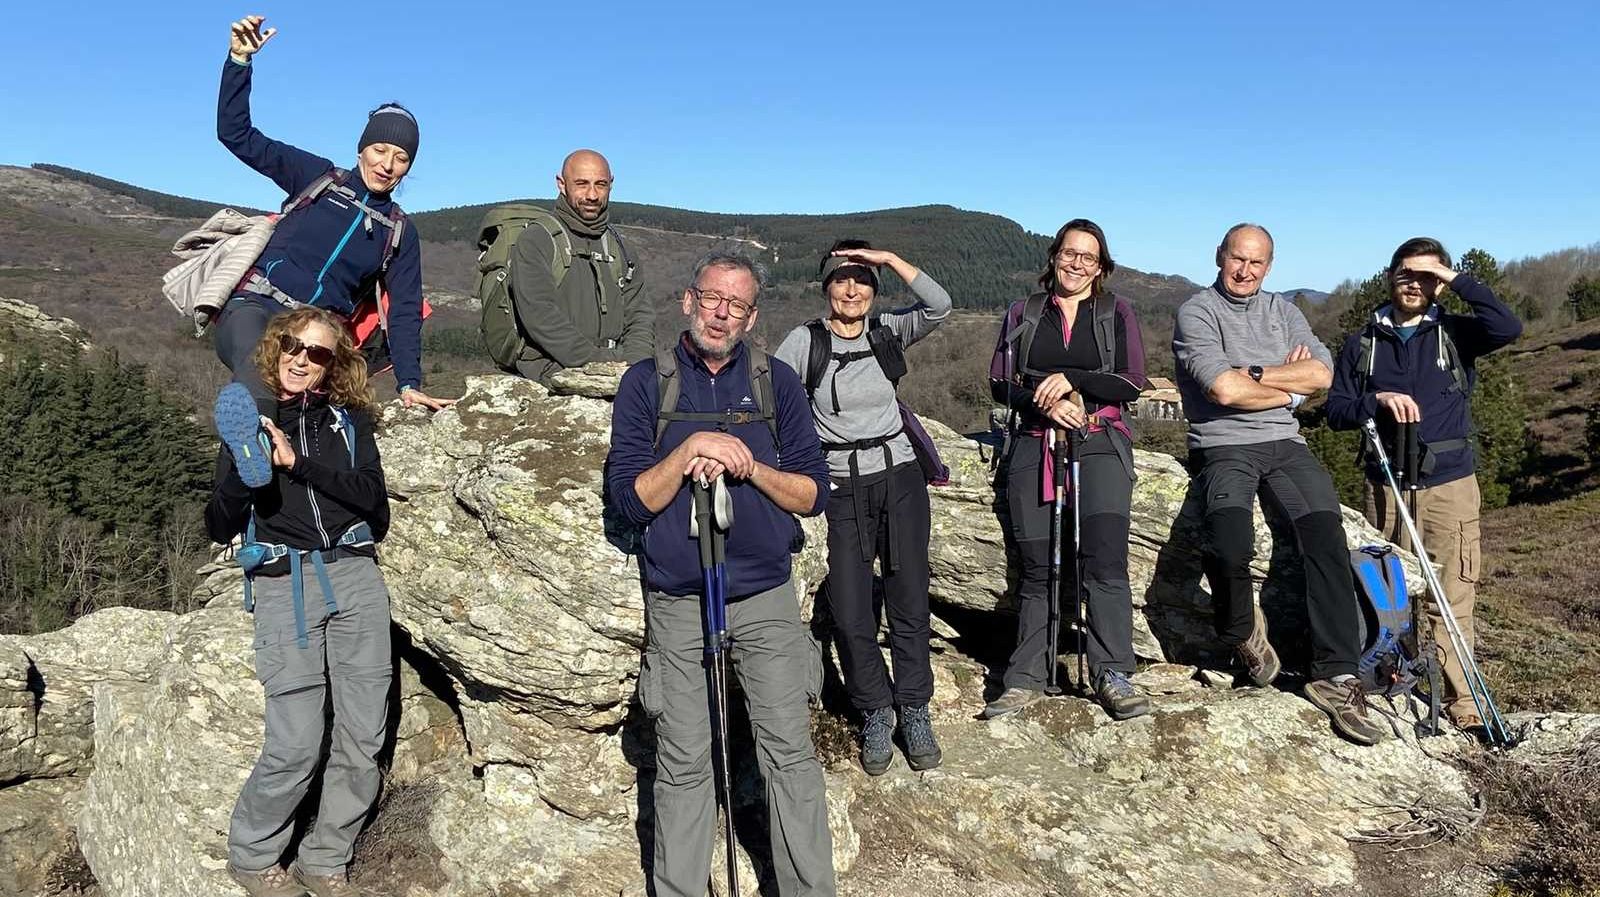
[897,703,942,771]
[981,687,1043,720]
[1236,605,1281,687]
[859,705,897,776]
[226,863,306,897]
[1304,677,1387,746]
[291,864,362,897]
[1094,670,1152,721]
[216,382,273,488]
[1450,711,1487,738]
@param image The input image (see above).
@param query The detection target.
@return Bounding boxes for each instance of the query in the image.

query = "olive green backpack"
[475,203,636,370]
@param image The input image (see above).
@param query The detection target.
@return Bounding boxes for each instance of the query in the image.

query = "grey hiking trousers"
[229,554,393,876]
[639,579,836,897]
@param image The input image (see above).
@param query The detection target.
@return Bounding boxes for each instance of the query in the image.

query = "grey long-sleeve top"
[774,271,952,478]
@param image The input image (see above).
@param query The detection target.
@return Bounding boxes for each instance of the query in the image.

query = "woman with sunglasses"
[984,219,1151,722]
[213,15,451,490]
[773,239,952,776]
[206,307,394,897]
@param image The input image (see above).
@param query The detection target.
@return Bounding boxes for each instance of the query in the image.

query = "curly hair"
[252,308,377,412]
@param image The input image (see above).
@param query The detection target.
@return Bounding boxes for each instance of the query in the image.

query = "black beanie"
[358,105,419,160]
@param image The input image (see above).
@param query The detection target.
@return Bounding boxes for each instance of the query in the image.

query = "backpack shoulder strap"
[803,319,831,400]
[1014,291,1050,377]
[1093,292,1117,372]
[1355,322,1378,394]
[746,342,780,446]
[331,406,357,467]
[522,208,573,287]
[652,346,681,450]
[603,224,637,289]
[282,169,341,214]
[1437,318,1469,394]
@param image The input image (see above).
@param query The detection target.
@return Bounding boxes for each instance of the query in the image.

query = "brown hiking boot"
[981,687,1043,719]
[291,865,363,897]
[1304,677,1387,746]
[226,863,306,897]
[1236,605,1281,687]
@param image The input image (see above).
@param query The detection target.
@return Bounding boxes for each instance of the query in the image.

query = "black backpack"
[1351,545,1443,734]
[801,316,947,485]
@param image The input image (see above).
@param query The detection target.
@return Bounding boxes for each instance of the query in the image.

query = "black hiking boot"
[897,703,943,770]
[1094,670,1151,721]
[1236,605,1281,687]
[981,687,1043,720]
[1303,676,1387,746]
[859,705,897,776]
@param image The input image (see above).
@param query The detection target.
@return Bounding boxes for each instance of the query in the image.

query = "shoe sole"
[1101,699,1152,721]
[215,383,273,488]
[861,753,894,776]
[1302,687,1383,746]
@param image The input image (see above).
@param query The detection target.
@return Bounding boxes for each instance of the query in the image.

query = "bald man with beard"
[503,149,653,383]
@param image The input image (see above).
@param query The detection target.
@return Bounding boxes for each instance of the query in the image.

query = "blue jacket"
[1325,274,1522,487]
[606,338,829,598]
[218,58,425,391]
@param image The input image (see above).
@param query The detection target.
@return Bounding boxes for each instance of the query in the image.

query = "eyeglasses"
[1056,250,1101,268]
[279,334,336,366]
[692,287,755,320]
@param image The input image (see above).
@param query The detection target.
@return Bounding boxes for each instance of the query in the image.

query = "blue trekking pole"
[1362,420,1515,746]
[692,475,740,896]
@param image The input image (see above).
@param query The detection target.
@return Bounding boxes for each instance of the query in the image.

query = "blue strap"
[243,515,258,613]
[288,550,309,649]
[311,550,339,616]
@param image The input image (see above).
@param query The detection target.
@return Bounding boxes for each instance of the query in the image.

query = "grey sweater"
[1171,284,1333,449]
[774,271,952,478]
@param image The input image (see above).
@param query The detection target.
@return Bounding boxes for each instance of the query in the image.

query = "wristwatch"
[1247,365,1264,382]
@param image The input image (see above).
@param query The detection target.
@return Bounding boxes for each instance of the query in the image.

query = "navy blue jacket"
[206,393,390,553]
[1325,274,1522,487]
[218,58,425,391]
[606,338,829,598]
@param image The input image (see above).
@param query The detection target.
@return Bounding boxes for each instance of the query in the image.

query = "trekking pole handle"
[692,477,716,570]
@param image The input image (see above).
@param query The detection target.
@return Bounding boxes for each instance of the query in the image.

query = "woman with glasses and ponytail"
[212,14,452,494]
[207,307,395,897]
[774,240,952,776]
[984,219,1151,723]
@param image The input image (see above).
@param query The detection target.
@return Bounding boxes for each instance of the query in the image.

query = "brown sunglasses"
[279,334,336,366]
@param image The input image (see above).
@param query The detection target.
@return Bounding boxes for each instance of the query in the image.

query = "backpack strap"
[653,343,780,451]
[1093,292,1117,373]
[1437,319,1469,394]
[1013,292,1050,380]
[604,225,637,289]
[804,319,831,401]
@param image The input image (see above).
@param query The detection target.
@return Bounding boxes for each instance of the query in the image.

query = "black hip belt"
[820,427,903,453]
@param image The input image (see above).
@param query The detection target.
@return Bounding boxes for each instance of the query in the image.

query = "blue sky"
[3,1,1597,291]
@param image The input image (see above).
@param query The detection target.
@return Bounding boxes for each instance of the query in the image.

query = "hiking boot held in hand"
[1304,676,1387,746]
[859,705,897,776]
[1094,669,1152,721]
[981,687,1043,720]
[1237,604,1282,687]
[227,863,306,897]
[291,864,363,897]
[897,703,942,770]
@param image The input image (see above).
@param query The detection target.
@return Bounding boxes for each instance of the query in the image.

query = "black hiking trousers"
[215,293,287,407]
[824,461,935,712]
[1001,429,1137,691]
[1188,438,1361,681]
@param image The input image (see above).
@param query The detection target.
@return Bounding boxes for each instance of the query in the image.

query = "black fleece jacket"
[206,393,390,553]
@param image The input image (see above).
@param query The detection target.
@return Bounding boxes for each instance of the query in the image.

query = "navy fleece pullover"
[218,58,425,391]
[606,338,829,599]
[1325,274,1522,487]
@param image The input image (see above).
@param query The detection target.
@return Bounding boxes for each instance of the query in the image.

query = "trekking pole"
[1044,429,1066,696]
[1362,420,1515,746]
[692,475,740,896]
[1068,425,1087,694]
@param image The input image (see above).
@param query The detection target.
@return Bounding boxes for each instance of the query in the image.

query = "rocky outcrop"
[0,295,92,362]
[58,373,1574,896]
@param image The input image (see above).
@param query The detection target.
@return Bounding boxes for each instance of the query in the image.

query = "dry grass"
[1466,735,1600,896]
[349,777,448,894]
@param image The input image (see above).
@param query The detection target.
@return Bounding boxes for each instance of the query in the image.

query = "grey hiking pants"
[229,554,393,876]
[1001,428,1137,690]
[639,580,835,897]
[215,293,288,405]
